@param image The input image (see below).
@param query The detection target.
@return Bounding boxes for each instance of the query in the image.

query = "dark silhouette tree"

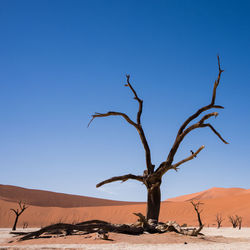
[89,56,228,222]
[215,213,224,228]
[236,215,242,230]
[190,200,203,228]
[228,215,238,228]
[10,201,28,231]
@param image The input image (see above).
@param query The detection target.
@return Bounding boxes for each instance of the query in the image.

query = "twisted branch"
[125,74,143,125]
[88,112,136,128]
[96,174,144,188]
[181,112,228,144]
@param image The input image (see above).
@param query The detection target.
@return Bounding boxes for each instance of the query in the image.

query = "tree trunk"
[146,185,161,222]
[12,215,19,231]
[197,212,202,227]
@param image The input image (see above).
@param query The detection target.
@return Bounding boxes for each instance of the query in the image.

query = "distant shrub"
[23,222,28,229]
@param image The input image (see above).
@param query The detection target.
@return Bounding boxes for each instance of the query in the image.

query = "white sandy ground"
[0,228,250,249]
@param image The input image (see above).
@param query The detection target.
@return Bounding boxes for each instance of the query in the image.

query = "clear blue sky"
[1,0,250,201]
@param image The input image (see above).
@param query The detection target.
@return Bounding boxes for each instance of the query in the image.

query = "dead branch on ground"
[17,213,207,241]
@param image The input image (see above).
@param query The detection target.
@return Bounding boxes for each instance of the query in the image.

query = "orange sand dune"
[166,187,250,202]
[0,184,141,208]
[1,185,250,228]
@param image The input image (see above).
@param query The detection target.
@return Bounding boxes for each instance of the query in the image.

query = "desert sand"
[1,184,250,249]
[1,185,250,228]
[1,227,250,249]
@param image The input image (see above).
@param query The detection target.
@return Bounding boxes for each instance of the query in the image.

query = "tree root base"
[17,217,203,241]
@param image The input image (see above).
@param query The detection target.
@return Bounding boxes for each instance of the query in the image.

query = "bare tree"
[228,215,238,228]
[236,215,242,230]
[89,56,228,222]
[190,200,203,228]
[10,201,28,231]
[215,213,224,228]
[23,222,29,229]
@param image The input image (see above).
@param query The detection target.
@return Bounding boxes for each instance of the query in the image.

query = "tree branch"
[125,74,143,125]
[88,112,137,128]
[96,174,144,188]
[181,112,219,137]
[201,124,229,144]
[177,55,224,136]
[10,201,28,216]
[164,56,227,167]
[157,145,205,175]
[125,75,153,173]
[88,76,153,174]
[157,110,227,175]
[156,56,228,176]
[211,55,224,105]
[171,145,205,171]
[180,111,228,144]
[10,208,18,215]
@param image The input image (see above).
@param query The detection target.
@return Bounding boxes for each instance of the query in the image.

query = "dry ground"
[1,227,250,249]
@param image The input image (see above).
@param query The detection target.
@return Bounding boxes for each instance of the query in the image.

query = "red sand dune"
[1,184,250,228]
[0,184,140,207]
[166,187,250,202]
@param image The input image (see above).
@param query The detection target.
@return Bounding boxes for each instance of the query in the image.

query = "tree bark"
[12,215,19,231]
[146,185,161,221]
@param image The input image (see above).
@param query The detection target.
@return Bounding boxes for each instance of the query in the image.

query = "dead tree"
[190,200,204,229]
[10,201,28,231]
[89,56,228,222]
[228,215,238,228]
[236,215,242,230]
[18,216,206,241]
[215,213,224,228]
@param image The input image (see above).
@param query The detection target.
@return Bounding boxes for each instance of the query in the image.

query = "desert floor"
[1,227,250,249]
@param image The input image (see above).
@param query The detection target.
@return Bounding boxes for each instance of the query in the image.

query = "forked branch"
[177,55,224,135]
[181,112,229,144]
[171,145,205,171]
[89,76,153,174]
[157,56,228,174]
[10,201,28,216]
[157,145,205,175]
[96,174,144,188]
